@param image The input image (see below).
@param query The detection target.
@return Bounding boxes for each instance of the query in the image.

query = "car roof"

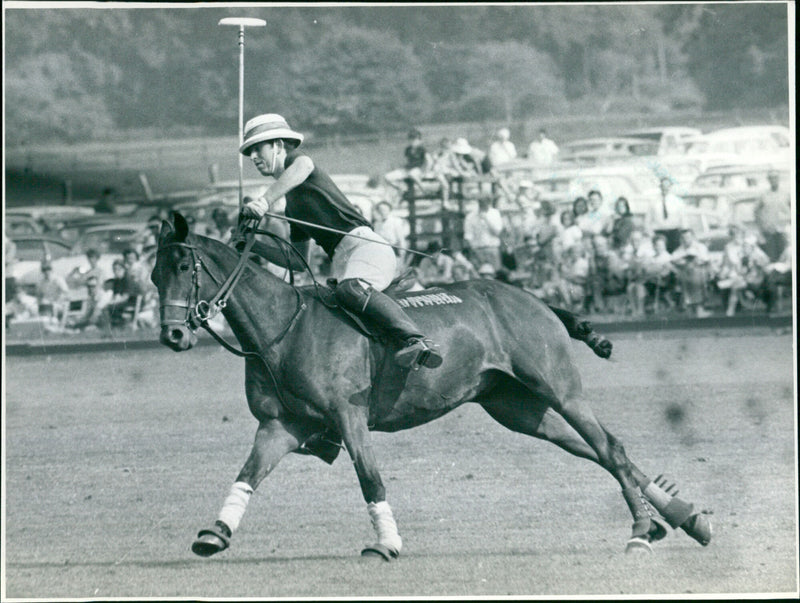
[10,233,72,245]
[81,221,146,233]
[702,125,791,139]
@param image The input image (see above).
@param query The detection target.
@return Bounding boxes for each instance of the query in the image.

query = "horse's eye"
[179,263,191,272]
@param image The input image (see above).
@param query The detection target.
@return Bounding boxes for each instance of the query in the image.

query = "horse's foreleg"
[334,403,402,560]
[192,418,305,557]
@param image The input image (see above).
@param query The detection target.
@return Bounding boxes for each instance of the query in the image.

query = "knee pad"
[334,278,373,312]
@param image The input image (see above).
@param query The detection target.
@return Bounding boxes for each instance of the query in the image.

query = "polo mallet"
[218,17,267,212]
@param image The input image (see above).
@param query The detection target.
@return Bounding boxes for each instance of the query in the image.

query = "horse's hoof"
[625,536,653,554]
[681,513,712,546]
[192,524,231,557]
[361,543,398,561]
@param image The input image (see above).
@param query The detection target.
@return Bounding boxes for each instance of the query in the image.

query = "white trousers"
[331,226,397,292]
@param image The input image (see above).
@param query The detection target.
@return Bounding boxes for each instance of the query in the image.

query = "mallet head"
[218,17,266,28]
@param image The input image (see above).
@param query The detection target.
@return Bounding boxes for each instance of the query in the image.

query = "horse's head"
[151,212,202,351]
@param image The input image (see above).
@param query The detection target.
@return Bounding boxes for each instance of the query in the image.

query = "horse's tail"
[548,305,613,359]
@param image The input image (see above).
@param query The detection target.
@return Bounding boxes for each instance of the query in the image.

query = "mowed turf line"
[3,331,797,598]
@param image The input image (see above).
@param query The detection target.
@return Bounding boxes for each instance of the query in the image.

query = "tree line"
[4,4,790,145]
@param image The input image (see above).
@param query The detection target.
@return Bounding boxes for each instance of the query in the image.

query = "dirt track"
[3,330,797,598]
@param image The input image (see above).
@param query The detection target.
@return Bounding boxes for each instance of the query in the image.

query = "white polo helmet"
[239,113,304,155]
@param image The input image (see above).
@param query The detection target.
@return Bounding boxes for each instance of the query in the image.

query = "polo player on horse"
[239,113,444,370]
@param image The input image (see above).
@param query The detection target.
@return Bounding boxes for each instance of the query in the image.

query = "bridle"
[157,230,306,358]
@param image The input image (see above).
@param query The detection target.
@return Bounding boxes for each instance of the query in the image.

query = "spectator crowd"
[5,124,793,338]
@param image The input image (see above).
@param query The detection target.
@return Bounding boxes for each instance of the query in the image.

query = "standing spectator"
[122,248,150,292]
[67,248,108,290]
[463,196,504,271]
[514,180,541,210]
[648,177,689,252]
[605,196,636,250]
[136,215,162,254]
[93,187,118,214]
[670,229,712,317]
[527,128,559,166]
[739,232,772,309]
[754,170,791,262]
[372,200,409,270]
[763,227,793,314]
[65,275,111,331]
[488,127,517,167]
[384,128,430,194]
[99,259,144,328]
[5,232,18,304]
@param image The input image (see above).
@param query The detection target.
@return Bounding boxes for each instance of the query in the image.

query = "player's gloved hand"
[241,196,269,219]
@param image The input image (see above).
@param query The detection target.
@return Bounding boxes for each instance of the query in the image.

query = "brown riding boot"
[334,278,443,369]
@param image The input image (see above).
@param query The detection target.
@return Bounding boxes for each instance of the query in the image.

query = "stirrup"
[394,338,443,370]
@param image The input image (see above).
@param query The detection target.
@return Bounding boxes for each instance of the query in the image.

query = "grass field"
[3,330,797,598]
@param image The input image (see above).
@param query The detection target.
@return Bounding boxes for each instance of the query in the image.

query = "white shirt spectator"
[527,132,559,166]
[463,204,504,251]
[488,128,517,166]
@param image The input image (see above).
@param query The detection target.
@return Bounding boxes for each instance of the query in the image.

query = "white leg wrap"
[643,481,672,509]
[217,481,254,533]
[368,501,403,553]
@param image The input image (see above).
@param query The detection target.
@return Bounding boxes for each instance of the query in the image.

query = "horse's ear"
[157,219,174,244]
[173,212,190,242]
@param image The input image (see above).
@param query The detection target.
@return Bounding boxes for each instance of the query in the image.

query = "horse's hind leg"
[480,386,710,546]
[481,374,667,552]
[192,418,309,557]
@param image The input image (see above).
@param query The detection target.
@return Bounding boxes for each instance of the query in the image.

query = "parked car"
[558,137,661,165]
[691,163,791,192]
[681,125,792,172]
[5,204,96,223]
[8,235,79,295]
[621,127,703,155]
[5,214,46,237]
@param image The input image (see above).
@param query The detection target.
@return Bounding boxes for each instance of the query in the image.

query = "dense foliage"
[4,4,790,144]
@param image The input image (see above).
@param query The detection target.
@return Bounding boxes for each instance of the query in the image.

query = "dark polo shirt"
[283,150,370,258]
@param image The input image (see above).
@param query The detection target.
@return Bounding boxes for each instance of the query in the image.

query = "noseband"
[158,241,229,331]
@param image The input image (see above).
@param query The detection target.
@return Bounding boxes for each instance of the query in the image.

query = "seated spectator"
[488,127,517,167]
[416,240,454,288]
[587,234,628,314]
[64,275,111,331]
[557,243,590,312]
[738,232,772,310]
[451,263,472,282]
[559,210,583,251]
[513,180,541,211]
[34,260,70,320]
[451,137,485,184]
[6,280,39,325]
[643,234,677,312]
[623,230,656,316]
[715,226,749,316]
[427,137,460,205]
[372,200,409,269]
[384,128,430,195]
[477,263,497,279]
[463,196,504,271]
[580,189,611,236]
[670,229,712,317]
[99,259,145,328]
[450,248,481,280]
[572,197,590,234]
[67,248,108,290]
[605,196,635,250]
[527,128,559,166]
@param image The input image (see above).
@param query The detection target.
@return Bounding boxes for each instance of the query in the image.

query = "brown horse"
[152,213,710,560]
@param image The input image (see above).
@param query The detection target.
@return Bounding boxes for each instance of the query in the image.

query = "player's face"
[250,141,280,175]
